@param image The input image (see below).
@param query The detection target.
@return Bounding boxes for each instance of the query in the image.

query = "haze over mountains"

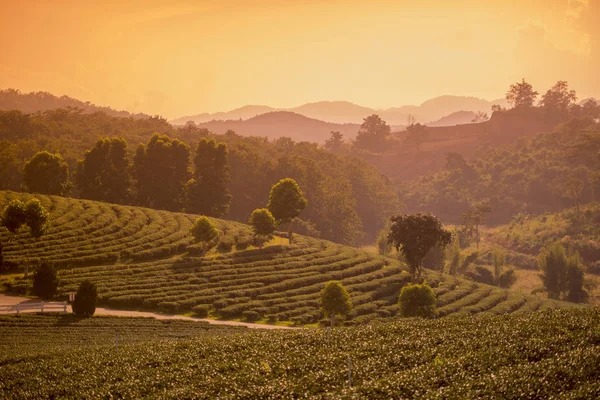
[171,96,508,126]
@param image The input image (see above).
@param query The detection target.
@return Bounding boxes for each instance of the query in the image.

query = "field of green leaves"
[1,309,599,398]
[0,314,246,360]
[1,191,579,325]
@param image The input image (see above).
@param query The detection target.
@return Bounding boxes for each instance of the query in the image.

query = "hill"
[0,192,576,325]
[193,111,363,143]
[427,110,477,127]
[171,96,507,126]
[1,309,597,398]
[0,89,150,119]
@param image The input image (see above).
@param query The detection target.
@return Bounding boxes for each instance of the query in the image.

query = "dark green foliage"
[388,213,452,281]
[75,137,131,203]
[1,198,48,238]
[497,268,517,289]
[320,280,352,325]
[72,280,97,317]
[539,243,588,302]
[186,138,232,217]
[191,216,219,243]
[32,263,59,300]
[354,114,390,153]
[192,305,209,318]
[133,134,190,211]
[398,283,437,318]
[249,208,276,248]
[22,151,71,196]
[267,178,307,244]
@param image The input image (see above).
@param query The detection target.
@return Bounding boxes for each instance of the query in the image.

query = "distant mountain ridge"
[0,89,150,119]
[171,96,508,126]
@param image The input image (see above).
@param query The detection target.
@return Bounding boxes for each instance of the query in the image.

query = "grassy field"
[1,309,599,398]
[0,313,246,361]
[0,191,581,325]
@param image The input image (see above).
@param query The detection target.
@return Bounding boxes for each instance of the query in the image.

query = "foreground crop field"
[0,314,246,361]
[1,192,578,324]
[1,309,599,398]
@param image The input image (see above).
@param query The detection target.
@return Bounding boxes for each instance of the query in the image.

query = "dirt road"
[0,294,293,330]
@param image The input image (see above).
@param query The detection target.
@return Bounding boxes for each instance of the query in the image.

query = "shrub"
[72,280,97,317]
[193,305,209,318]
[242,310,260,322]
[398,283,437,318]
[497,268,517,288]
[32,263,59,300]
[158,301,180,313]
[217,239,233,253]
[191,217,219,243]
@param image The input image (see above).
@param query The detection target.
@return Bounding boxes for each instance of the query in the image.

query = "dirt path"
[0,294,293,330]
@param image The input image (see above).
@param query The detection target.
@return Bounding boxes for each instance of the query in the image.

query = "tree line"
[0,109,401,245]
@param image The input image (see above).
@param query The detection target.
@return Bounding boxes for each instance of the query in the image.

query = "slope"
[0,192,577,325]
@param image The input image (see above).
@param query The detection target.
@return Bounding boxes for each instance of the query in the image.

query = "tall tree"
[32,263,59,300]
[539,243,587,302]
[75,137,131,204]
[0,198,48,273]
[22,151,71,196]
[388,213,452,282]
[539,81,578,118]
[506,78,539,108]
[324,131,345,154]
[186,138,232,217]
[133,134,190,211]
[461,203,492,249]
[267,178,307,244]
[354,114,391,153]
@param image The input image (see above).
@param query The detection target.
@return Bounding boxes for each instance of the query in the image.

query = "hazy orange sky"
[0,0,597,118]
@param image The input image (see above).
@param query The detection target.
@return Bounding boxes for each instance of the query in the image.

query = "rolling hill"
[171,96,508,126]
[0,192,578,325]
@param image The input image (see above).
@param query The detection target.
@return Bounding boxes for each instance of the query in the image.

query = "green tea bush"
[398,283,437,318]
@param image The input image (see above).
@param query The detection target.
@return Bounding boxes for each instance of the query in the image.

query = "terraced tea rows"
[1,192,577,324]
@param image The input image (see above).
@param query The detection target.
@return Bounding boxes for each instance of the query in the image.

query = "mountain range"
[171,96,507,126]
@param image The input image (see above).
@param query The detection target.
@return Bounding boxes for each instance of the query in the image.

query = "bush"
[498,268,517,288]
[242,310,260,322]
[72,280,97,317]
[32,263,59,300]
[193,305,209,318]
[398,283,437,318]
[191,217,219,243]
[217,239,233,253]
[158,301,180,313]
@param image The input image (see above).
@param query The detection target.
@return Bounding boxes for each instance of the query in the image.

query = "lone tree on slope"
[267,178,307,245]
[249,208,276,249]
[320,280,353,327]
[388,213,452,282]
[0,198,48,273]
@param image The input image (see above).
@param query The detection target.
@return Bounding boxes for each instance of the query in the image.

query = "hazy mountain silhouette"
[171,96,509,126]
[194,111,366,143]
[427,111,478,127]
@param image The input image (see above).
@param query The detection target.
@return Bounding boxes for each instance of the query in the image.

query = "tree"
[22,151,71,196]
[354,114,390,153]
[506,78,538,108]
[405,123,428,151]
[0,198,48,273]
[248,208,276,249]
[551,175,584,217]
[72,280,97,316]
[538,243,586,302]
[267,178,308,244]
[461,203,492,249]
[581,99,600,119]
[324,131,344,153]
[75,137,131,204]
[398,283,437,318]
[186,138,232,217]
[388,213,452,282]
[565,252,587,303]
[491,248,517,288]
[471,111,489,123]
[133,134,190,211]
[320,280,352,327]
[32,263,59,300]
[539,81,578,118]
[191,216,219,243]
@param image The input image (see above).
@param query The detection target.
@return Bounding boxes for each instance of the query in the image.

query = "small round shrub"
[158,301,180,314]
[32,263,59,300]
[398,283,437,318]
[193,305,209,318]
[72,280,97,317]
[217,239,233,253]
[266,314,278,324]
[242,310,260,322]
[191,217,219,243]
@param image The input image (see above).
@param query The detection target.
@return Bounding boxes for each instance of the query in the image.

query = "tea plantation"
[1,309,599,398]
[0,192,579,324]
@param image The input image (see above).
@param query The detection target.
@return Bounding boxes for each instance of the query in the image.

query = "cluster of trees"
[0,109,400,245]
[539,243,587,303]
[404,118,600,224]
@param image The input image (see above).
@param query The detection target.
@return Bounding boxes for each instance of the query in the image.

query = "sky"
[0,0,597,118]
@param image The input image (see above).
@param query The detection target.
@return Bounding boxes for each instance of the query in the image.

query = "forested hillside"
[0,109,400,244]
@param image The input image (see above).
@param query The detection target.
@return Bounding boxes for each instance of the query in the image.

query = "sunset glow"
[1,0,597,117]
